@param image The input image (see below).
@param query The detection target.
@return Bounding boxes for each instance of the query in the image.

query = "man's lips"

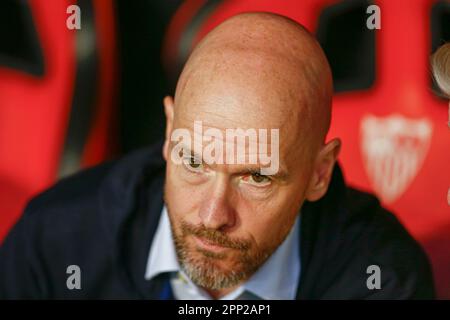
[194,236,229,252]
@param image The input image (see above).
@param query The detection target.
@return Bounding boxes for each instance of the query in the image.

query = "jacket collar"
[99,142,166,298]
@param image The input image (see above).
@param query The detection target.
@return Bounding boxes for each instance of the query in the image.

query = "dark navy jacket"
[0,143,435,299]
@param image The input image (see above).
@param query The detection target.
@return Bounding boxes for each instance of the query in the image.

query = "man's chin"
[181,251,247,290]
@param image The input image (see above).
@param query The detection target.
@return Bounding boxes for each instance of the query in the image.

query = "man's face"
[163,64,316,290]
[161,14,340,293]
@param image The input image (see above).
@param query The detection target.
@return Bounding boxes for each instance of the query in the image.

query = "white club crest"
[360,114,433,203]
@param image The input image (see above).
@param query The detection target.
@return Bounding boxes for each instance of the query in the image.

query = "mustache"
[181,221,251,251]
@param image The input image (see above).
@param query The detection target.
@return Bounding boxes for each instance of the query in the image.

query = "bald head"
[174,12,333,152]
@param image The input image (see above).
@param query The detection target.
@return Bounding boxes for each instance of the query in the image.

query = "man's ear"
[305,138,341,202]
[162,96,175,161]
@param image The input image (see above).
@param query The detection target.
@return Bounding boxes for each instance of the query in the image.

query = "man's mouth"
[194,236,229,252]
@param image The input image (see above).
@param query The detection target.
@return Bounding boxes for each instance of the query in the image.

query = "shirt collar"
[144,206,180,280]
[145,206,301,300]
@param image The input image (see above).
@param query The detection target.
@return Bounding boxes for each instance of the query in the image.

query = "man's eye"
[183,156,203,171]
[244,172,271,186]
[188,157,200,168]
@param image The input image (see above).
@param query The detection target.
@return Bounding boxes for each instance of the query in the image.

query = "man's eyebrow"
[182,148,202,158]
[237,166,289,181]
[170,141,288,180]
[170,142,201,158]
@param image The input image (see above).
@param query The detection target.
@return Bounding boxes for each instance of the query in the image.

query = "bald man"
[0,13,434,299]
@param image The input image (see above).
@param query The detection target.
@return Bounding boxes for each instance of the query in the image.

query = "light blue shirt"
[145,206,301,300]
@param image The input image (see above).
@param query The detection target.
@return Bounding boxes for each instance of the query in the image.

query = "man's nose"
[198,177,236,231]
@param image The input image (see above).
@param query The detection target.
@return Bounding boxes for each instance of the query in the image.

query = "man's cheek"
[168,182,204,220]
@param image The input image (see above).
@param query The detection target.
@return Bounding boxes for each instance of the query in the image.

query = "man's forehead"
[175,111,286,134]
[172,99,310,163]
[173,47,317,140]
[174,81,301,134]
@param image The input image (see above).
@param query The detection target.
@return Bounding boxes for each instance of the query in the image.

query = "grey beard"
[171,226,272,290]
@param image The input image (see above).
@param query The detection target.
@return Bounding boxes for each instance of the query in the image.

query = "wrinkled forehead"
[173,83,305,160]
[172,89,314,175]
